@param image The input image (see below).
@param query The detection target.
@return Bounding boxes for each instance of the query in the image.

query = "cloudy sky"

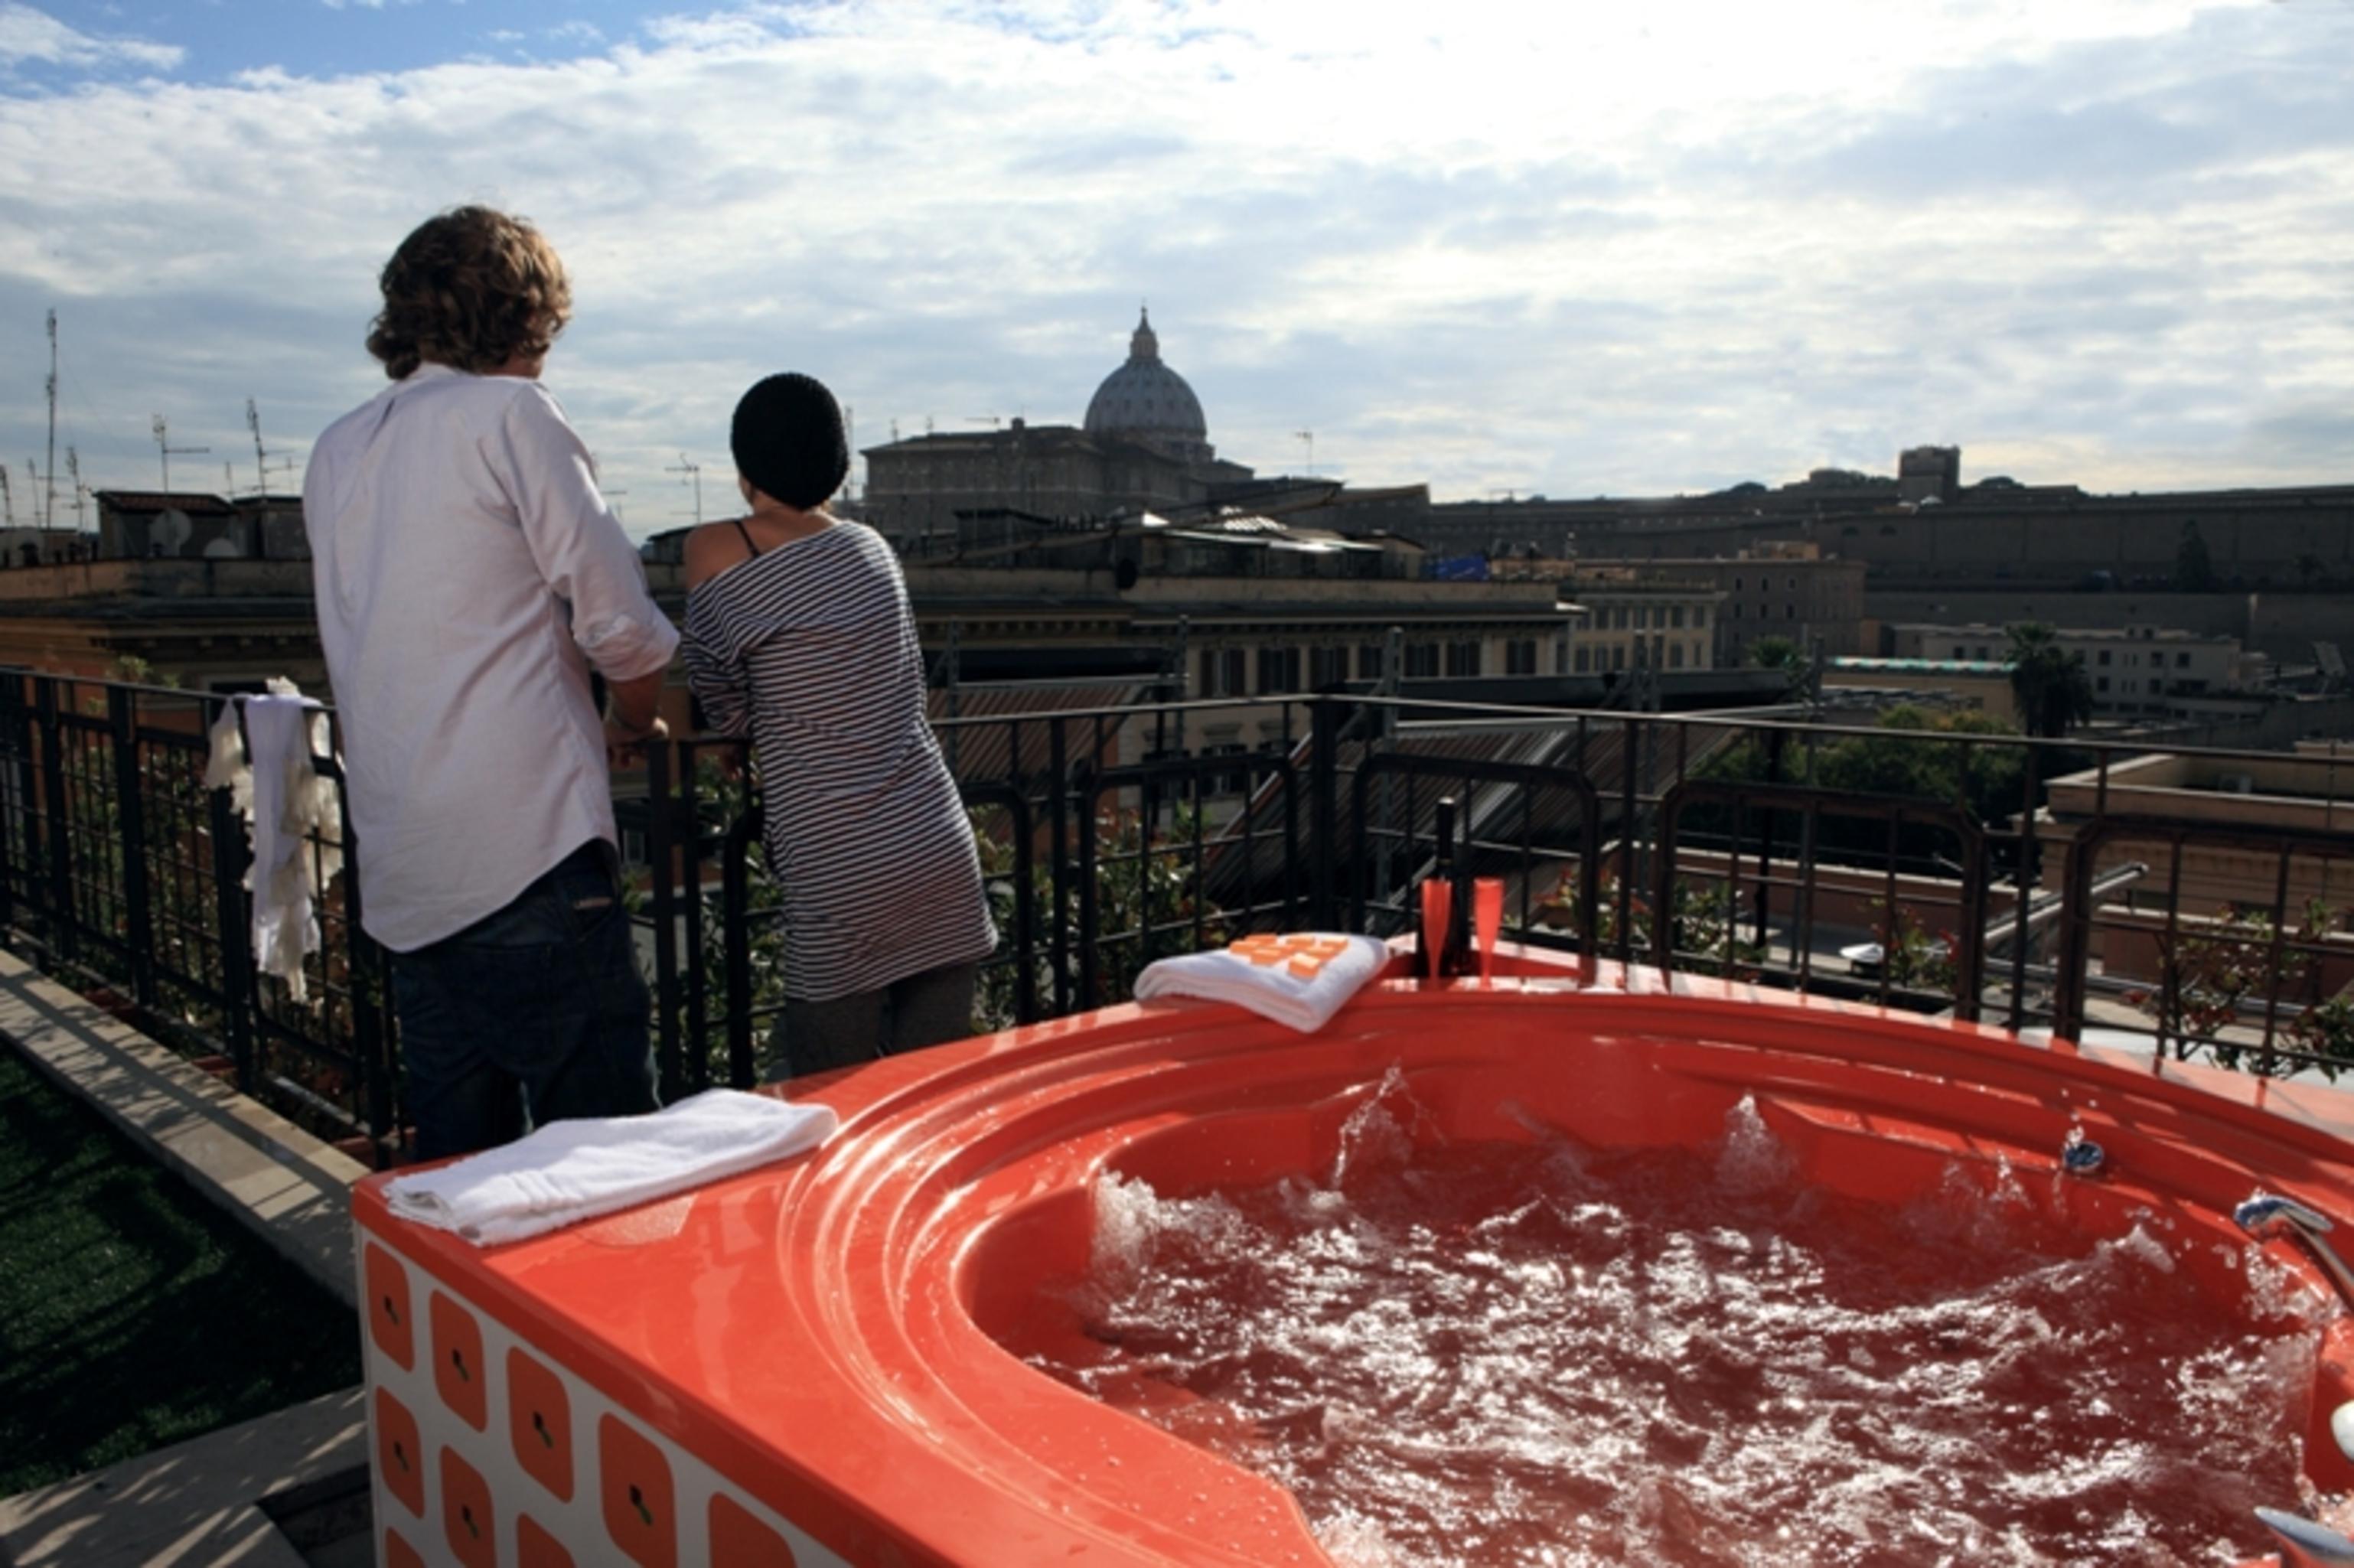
[1,0,2349,536]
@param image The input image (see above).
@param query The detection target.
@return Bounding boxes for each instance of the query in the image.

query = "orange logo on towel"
[1229,933,1348,977]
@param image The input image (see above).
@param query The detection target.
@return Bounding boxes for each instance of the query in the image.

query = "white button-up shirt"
[304,363,679,953]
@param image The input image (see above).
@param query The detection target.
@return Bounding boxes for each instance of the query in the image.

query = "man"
[305,206,677,1159]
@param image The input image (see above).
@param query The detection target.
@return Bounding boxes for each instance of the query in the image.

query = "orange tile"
[709,1494,799,1566]
[364,1247,414,1371]
[507,1347,574,1501]
[373,1388,423,1520]
[431,1293,489,1432]
[517,1514,576,1568]
[599,1415,677,1568]
[440,1447,497,1568]
[383,1526,425,1568]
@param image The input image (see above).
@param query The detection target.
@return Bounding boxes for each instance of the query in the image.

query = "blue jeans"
[392,840,657,1160]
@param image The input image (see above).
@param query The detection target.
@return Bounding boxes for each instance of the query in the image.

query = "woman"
[682,373,995,1076]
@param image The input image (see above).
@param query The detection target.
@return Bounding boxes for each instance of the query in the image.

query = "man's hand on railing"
[605,714,668,770]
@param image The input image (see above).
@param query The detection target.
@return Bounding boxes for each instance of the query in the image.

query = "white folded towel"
[1133,933,1391,1033]
[385,1089,839,1247]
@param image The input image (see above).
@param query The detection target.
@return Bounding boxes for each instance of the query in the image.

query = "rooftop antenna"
[1,466,12,529]
[152,416,209,495]
[245,399,272,496]
[44,309,57,530]
[223,460,235,495]
[665,454,703,525]
[65,446,87,532]
[1295,430,1313,475]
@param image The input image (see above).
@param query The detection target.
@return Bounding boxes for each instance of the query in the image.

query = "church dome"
[1084,310,1212,462]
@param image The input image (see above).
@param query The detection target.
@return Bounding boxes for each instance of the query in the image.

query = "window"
[1405,644,1439,678]
[1506,639,1538,676]
[2176,651,2191,669]
[1787,577,1797,592]
[1611,645,1627,671]
[1257,646,1301,695]
[1201,648,1249,696]
[1730,604,1740,620]
[1632,639,1648,669]
[1952,646,1966,660]
[1309,646,1349,687]
[1733,576,1743,592]
[1694,607,1707,628]
[2097,650,2111,667]
[1669,642,1685,669]
[2097,676,2111,693]
[1612,607,1629,631]
[1446,641,1482,676]
[1574,645,1592,673]
[1358,644,1385,679]
[1203,742,1250,797]
[1786,605,1796,619]
[1975,647,1990,661]
[1671,606,1685,629]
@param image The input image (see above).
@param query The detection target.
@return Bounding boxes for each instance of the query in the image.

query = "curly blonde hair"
[366,207,572,380]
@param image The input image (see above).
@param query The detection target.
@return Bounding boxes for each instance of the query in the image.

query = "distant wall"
[1862,588,2347,664]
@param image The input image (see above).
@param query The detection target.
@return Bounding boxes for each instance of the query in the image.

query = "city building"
[1560,543,1865,664]
[1557,580,1721,675]
[861,311,1255,545]
[1897,445,1961,505]
[1824,657,2019,722]
[1885,623,2247,719]
[96,490,308,561]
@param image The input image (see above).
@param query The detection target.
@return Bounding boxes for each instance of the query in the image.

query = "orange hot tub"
[353,950,2354,1567]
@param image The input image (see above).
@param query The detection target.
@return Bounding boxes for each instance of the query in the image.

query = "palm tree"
[2007,623,2093,738]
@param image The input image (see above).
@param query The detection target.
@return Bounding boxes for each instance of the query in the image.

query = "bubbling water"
[1033,1084,2324,1566]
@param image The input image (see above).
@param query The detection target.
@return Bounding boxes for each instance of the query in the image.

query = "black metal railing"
[1,667,2349,1165]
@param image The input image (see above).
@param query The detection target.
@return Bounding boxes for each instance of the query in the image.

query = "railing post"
[35,679,74,963]
[2051,825,2098,1044]
[0,670,26,934]
[207,765,257,1092]
[108,686,156,1006]
[1048,720,1071,1017]
[1309,696,1338,930]
[1756,729,1785,952]
[722,810,755,1089]
[1076,763,1100,1009]
[644,739,683,1101]
[1617,717,1640,963]
[2006,742,2045,1032]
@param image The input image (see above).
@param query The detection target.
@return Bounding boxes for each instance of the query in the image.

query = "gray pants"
[769,962,979,1081]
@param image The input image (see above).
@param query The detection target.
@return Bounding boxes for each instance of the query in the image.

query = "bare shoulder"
[683,522,751,591]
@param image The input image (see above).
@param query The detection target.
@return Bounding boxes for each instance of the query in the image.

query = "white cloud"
[0,0,2349,526]
[0,2,181,70]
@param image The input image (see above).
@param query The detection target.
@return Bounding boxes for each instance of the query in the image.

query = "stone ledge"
[0,946,365,1309]
[0,1388,365,1568]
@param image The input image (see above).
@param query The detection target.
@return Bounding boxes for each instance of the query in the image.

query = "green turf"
[0,1045,361,1498]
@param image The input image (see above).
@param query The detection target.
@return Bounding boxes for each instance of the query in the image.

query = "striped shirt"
[682,520,995,1002]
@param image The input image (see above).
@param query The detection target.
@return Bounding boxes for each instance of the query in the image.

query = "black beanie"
[731,373,849,510]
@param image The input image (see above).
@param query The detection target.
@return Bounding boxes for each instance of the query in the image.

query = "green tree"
[2174,520,2219,593]
[1747,636,1802,671]
[2006,623,2093,738]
